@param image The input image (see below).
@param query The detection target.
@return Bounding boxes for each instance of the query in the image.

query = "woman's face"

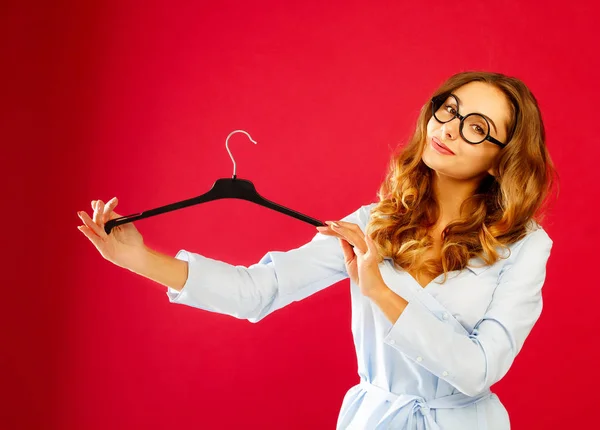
[424,81,511,181]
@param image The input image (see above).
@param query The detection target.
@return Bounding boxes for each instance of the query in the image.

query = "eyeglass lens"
[433,95,489,144]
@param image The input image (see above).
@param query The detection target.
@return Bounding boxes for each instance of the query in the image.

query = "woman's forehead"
[452,82,508,118]
[452,82,510,132]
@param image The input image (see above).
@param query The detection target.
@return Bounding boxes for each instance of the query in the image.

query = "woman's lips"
[431,137,455,155]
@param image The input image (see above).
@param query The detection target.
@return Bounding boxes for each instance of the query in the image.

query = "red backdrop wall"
[3,1,598,429]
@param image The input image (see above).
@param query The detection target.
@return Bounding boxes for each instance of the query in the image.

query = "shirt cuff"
[165,249,217,312]
[383,299,455,381]
[165,250,191,299]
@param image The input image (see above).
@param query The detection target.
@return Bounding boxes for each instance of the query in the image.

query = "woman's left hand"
[316,221,386,297]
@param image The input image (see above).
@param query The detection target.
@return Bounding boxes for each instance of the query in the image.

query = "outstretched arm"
[165,204,376,323]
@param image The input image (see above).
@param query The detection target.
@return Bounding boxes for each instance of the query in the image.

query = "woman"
[77,71,557,429]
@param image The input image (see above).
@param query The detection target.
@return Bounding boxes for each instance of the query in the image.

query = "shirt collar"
[466,246,511,275]
[465,257,488,275]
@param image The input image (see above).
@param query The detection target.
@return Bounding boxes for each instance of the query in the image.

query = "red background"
[3,1,599,429]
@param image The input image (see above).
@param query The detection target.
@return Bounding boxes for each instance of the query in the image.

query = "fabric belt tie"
[359,380,493,430]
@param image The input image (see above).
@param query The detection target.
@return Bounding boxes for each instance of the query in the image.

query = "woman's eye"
[445,105,457,114]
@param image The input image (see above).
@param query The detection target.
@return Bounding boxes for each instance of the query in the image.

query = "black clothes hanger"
[104,130,327,235]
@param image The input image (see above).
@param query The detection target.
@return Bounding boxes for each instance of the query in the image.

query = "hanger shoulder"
[231,179,324,226]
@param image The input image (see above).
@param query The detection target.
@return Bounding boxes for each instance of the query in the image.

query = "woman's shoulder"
[347,202,380,227]
[495,220,554,274]
[511,220,553,252]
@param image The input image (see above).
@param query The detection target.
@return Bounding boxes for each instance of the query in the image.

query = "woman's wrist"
[368,283,409,324]
[126,245,189,291]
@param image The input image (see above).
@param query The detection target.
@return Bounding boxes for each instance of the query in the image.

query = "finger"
[77,224,104,248]
[103,197,118,223]
[316,227,344,239]
[79,210,107,240]
[364,233,383,263]
[92,200,99,224]
[338,238,356,264]
[362,234,373,258]
[81,209,105,238]
[365,232,373,249]
[331,220,365,234]
[94,200,105,227]
[328,222,367,253]
[353,242,364,256]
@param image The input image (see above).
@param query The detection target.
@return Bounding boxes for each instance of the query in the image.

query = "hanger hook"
[225,130,258,179]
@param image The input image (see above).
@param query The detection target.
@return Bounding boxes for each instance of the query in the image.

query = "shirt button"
[389,340,396,345]
[442,312,449,320]
[442,371,449,377]
[416,356,423,362]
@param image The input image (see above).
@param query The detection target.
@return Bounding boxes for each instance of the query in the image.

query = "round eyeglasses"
[431,94,506,148]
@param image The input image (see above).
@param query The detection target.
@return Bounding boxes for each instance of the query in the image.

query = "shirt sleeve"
[165,203,374,323]
[382,227,553,397]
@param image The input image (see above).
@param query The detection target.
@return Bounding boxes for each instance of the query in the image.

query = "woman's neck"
[431,172,481,229]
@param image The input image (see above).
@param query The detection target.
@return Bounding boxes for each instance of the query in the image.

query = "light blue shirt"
[166,202,553,430]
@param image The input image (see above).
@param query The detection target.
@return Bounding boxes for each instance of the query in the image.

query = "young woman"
[77,71,557,429]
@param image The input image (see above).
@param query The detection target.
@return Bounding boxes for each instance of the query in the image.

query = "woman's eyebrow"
[453,94,498,135]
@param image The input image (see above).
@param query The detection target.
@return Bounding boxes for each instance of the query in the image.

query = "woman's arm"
[127,245,189,291]
[163,204,376,323]
[367,284,408,324]
[381,227,553,397]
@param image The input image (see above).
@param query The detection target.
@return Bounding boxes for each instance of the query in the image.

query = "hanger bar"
[104,177,327,234]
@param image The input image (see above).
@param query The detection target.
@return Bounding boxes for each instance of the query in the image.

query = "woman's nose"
[440,117,460,139]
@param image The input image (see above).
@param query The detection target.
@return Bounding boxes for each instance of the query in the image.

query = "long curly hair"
[365,71,558,283]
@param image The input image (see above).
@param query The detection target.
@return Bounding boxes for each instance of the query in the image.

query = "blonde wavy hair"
[365,71,558,283]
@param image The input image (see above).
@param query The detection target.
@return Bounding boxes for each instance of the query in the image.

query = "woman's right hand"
[77,197,146,269]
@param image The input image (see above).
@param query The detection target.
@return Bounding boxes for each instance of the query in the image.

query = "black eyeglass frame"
[431,94,507,148]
